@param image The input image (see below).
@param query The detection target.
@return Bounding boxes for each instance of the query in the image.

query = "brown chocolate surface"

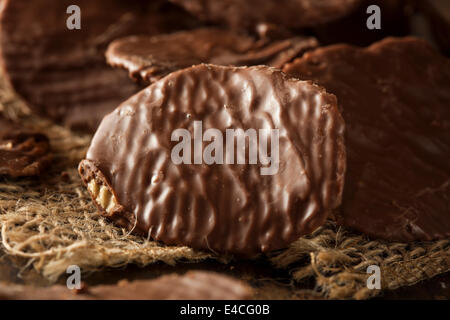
[313,0,412,47]
[0,115,52,177]
[79,64,346,255]
[106,28,318,84]
[169,0,361,31]
[0,0,198,132]
[421,0,450,55]
[0,271,252,300]
[283,37,450,241]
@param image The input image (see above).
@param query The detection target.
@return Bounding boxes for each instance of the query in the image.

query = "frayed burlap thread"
[0,182,211,282]
[270,223,450,299]
[0,73,449,298]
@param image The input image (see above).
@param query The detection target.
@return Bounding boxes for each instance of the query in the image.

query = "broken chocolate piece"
[0,0,198,132]
[0,271,252,300]
[0,115,52,177]
[169,0,361,31]
[106,28,318,83]
[283,37,450,241]
[79,64,346,255]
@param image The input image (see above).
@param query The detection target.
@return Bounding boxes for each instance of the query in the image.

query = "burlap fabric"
[0,75,448,299]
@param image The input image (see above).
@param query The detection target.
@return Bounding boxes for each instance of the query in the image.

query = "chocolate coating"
[283,37,450,241]
[0,0,198,132]
[0,271,252,300]
[313,0,412,47]
[0,115,52,177]
[79,64,346,255]
[106,28,318,83]
[169,0,361,30]
[421,0,450,55]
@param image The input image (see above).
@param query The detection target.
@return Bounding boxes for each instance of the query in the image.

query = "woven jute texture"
[270,222,450,299]
[0,75,449,299]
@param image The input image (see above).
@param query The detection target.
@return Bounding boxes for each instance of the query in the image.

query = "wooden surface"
[1,250,448,300]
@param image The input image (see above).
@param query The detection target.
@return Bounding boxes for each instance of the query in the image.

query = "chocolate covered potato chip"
[0,115,52,177]
[0,271,252,300]
[284,37,450,241]
[79,64,346,255]
[106,28,318,84]
[169,0,361,31]
[0,0,198,132]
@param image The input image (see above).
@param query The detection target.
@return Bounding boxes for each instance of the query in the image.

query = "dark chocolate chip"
[0,271,252,300]
[169,0,361,30]
[0,0,199,132]
[284,37,450,241]
[106,28,318,84]
[0,115,52,177]
[79,64,346,255]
